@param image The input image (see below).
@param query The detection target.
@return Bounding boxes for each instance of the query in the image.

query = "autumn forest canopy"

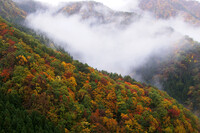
[1,0,200,132]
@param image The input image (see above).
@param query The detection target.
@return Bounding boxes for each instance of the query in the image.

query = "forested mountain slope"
[0,16,200,132]
[0,92,62,133]
[135,38,200,118]
[0,0,26,23]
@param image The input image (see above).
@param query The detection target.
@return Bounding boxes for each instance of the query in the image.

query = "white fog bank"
[25,3,200,76]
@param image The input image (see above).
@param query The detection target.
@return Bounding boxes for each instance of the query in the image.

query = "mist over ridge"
[25,0,200,79]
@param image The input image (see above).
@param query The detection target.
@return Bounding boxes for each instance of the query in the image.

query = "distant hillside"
[57,1,138,26]
[139,0,200,25]
[11,0,138,26]
[1,16,200,132]
[8,0,200,26]
[0,0,26,23]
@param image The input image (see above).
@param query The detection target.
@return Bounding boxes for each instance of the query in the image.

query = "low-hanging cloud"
[25,3,200,77]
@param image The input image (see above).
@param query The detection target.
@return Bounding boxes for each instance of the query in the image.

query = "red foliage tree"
[168,108,180,117]
[64,72,73,79]
[0,69,11,82]
[8,39,15,45]
[100,78,108,86]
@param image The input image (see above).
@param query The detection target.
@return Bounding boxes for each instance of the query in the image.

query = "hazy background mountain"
[56,1,138,26]
[139,0,200,25]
